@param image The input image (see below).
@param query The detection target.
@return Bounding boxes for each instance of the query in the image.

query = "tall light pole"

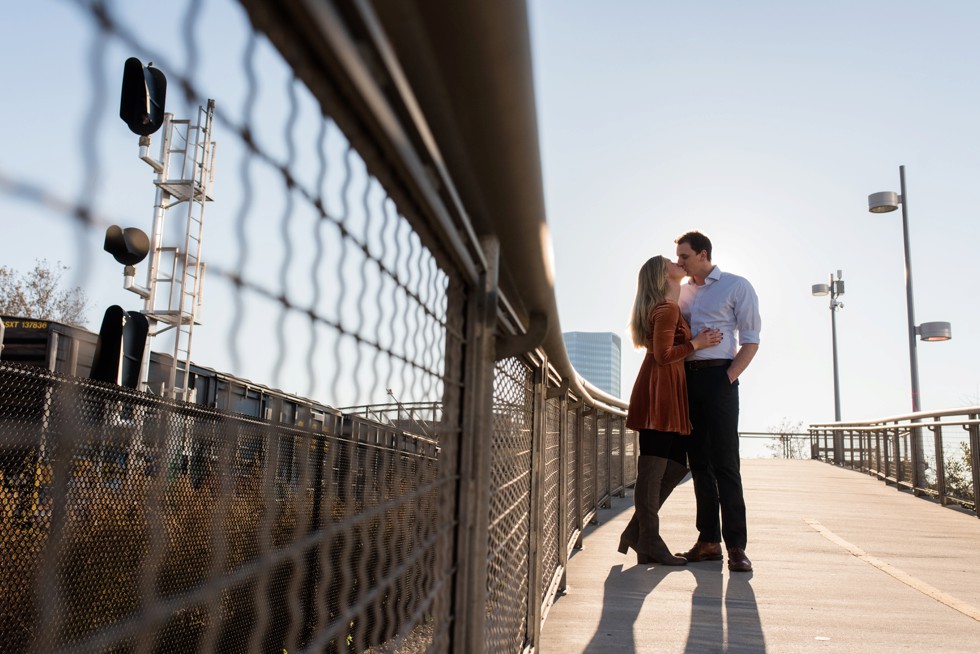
[811,271,844,421]
[868,165,952,491]
[867,165,952,412]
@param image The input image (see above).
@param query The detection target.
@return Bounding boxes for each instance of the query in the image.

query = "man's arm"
[727,343,758,383]
[728,276,761,383]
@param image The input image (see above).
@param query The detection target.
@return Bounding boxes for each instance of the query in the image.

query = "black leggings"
[638,429,687,465]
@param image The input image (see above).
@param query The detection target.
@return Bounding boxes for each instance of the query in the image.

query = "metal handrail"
[811,405,980,427]
[814,419,980,432]
[810,409,978,518]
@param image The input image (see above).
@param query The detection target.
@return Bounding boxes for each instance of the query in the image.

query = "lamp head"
[811,283,830,297]
[868,191,901,213]
[917,321,952,342]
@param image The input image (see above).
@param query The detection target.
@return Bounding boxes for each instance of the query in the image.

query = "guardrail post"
[527,362,547,652]
[932,418,946,505]
[573,402,585,546]
[557,388,569,592]
[891,426,900,485]
[452,237,498,653]
[619,416,627,497]
[969,414,980,519]
[604,413,612,506]
[910,422,923,495]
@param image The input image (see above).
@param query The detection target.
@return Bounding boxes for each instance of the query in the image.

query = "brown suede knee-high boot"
[618,512,640,557]
[618,463,646,559]
[636,456,686,566]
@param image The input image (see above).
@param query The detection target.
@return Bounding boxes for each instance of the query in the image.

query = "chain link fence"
[0,1,634,651]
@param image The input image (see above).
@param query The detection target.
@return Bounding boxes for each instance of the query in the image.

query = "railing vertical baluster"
[574,403,586,547]
[910,421,923,495]
[527,363,547,652]
[557,387,569,592]
[452,237,499,654]
[969,414,980,519]
[619,416,627,497]
[933,418,946,505]
[599,411,613,509]
[895,425,904,487]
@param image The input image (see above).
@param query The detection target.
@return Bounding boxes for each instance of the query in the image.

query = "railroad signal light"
[104,225,150,266]
[90,305,148,388]
[120,57,167,135]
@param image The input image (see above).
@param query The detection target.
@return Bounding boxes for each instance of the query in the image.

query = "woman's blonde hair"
[629,256,669,348]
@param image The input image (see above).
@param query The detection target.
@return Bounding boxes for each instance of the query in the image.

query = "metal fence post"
[584,407,598,523]
[451,237,498,653]
[557,387,569,592]
[910,422,923,495]
[932,418,947,505]
[619,416,627,496]
[605,413,613,506]
[573,402,585,547]
[527,362,547,652]
[969,415,980,519]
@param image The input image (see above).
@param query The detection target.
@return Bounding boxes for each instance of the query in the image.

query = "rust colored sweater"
[626,302,695,434]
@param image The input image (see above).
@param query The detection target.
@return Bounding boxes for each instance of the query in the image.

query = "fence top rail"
[810,405,980,429]
[739,431,811,439]
[809,418,980,432]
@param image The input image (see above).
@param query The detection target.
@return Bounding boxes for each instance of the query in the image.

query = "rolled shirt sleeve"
[732,276,761,346]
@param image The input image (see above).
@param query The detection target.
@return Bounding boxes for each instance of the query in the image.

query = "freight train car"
[0,314,436,468]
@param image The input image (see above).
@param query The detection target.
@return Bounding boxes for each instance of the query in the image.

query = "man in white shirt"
[674,231,761,572]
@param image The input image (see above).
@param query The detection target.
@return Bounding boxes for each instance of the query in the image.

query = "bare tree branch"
[0,260,89,326]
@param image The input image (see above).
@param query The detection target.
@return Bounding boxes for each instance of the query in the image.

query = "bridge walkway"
[540,459,980,653]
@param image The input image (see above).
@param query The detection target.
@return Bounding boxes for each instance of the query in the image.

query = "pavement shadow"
[583,562,682,653]
[684,566,765,653]
[724,572,765,652]
[684,565,725,652]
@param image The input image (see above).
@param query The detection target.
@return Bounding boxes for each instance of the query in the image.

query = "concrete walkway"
[540,459,980,653]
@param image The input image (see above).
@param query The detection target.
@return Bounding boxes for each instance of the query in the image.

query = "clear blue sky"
[2,1,979,435]
[529,0,980,434]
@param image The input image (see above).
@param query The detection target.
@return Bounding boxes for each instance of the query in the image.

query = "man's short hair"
[675,230,712,261]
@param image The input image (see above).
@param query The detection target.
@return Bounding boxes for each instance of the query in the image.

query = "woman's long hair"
[629,256,668,348]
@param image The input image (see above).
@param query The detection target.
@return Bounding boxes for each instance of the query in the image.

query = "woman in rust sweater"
[619,255,721,565]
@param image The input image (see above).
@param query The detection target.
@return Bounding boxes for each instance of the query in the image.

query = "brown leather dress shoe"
[675,541,723,562]
[727,547,753,572]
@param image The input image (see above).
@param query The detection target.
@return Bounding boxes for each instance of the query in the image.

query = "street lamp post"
[867,165,952,411]
[868,165,953,490]
[811,271,845,422]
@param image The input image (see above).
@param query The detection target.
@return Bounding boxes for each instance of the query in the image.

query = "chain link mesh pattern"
[486,357,533,652]
[609,416,622,495]
[0,2,637,651]
[540,397,561,599]
[0,1,462,651]
[581,412,596,518]
[624,428,637,490]
[596,414,609,507]
[565,408,579,546]
[0,363,452,653]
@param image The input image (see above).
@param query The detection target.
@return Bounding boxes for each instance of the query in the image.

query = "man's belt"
[685,359,731,371]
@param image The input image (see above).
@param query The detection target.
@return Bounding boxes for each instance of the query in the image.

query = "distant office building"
[563,331,621,397]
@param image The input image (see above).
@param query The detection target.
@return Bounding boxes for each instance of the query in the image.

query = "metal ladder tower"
[135,100,217,401]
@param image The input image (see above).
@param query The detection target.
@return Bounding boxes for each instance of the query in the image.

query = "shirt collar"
[686,265,723,286]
